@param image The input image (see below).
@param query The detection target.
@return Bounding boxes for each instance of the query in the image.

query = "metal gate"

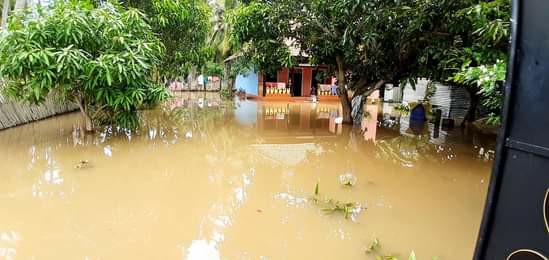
[474,0,549,259]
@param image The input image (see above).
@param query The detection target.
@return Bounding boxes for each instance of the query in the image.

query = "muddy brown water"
[0,92,494,260]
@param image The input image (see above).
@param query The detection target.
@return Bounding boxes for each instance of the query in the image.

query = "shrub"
[0,1,169,131]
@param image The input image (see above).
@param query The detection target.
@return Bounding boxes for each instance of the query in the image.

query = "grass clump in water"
[365,238,399,260]
[311,182,365,221]
[366,238,437,260]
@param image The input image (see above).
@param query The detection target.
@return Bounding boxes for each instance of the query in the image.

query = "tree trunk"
[221,75,227,92]
[1,0,10,29]
[76,96,94,132]
[227,77,235,95]
[14,0,26,10]
[83,112,93,132]
[189,67,198,90]
[355,79,387,99]
[462,86,480,127]
[335,54,353,124]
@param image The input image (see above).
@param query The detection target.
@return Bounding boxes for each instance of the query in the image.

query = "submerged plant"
[320,199,362,219]
[366,238,398,259]
[366,239,436,260]
[366,238,381,253]
[311,183,365,221]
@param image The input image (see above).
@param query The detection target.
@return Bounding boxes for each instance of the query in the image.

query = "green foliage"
[366,238,381,253]
[203,62,224,77]
[208,0,242,62]
[451,60,506,125]
[265,0,430,92]
[311,182,364,220]
[232,0,510,124]
[365,238,399,260]
[320,199,362,220]
[315,71,329,83]
[413,0,510,124]
[220,86,234,100]
[126,0,212,78]
[152,0,211,77]
[228,2,294,75]
[0,1,168,130]
[451,1,509,124]
[366,239,423,260]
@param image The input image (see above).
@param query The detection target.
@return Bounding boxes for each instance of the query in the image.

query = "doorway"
[291,71,302,97]
[312,69,319,96]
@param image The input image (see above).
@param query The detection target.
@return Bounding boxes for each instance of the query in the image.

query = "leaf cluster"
[0,0,168,129]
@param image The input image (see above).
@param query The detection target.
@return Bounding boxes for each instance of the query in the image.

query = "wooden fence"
[0,95,77,130]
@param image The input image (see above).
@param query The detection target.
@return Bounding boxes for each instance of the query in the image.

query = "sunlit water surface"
[0,92,494,260]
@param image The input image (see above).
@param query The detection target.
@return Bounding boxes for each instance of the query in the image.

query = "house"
[231,65,339,101]
[228,40,339,101]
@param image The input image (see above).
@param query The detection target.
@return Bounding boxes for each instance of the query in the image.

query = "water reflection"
[0,231,20,260]
[0,92,495,259]
[185,168,256,260]
[256,102,344,137]
[251,143,324,167]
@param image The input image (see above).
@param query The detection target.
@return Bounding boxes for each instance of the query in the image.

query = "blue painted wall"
[235,70,258,96]
[234,100,258,127]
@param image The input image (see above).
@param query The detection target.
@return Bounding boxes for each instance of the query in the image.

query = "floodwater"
[0,92,495,260]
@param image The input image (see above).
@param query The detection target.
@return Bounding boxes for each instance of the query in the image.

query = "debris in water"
[75,160,91,169]
[365,238,398,259]
[339,172,357,187]
[320,199,364,221]
[311,183,365,221]
[365,239,425,260]
[185,131,193,139]
[409,251,416,260]
[365,238,381,253]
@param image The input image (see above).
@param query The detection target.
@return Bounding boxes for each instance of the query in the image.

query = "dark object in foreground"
[474,1,549,259]
[441,119,454,130]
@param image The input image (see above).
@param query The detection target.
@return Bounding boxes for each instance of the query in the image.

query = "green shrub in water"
[0,1,169,131]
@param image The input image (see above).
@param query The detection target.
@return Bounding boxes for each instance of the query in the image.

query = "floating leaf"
[409,251,416,260]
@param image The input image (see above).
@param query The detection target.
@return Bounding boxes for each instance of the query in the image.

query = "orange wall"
[302,68,312,97]
[258,74,264,96]
[277,68,290,85]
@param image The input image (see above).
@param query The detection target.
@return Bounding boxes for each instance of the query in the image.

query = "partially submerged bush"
[0,1,169,131]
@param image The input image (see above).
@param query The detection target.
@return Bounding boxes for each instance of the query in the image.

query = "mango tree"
[0,1,169,131]
[388,0,510,125]
[231,0,425,123]
[443,0,510,125]
[126,0,212,80]
[228,2,294,78]
[230,0,510,124]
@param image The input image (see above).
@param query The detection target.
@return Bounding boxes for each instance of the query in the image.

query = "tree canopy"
[126,0,212,79]
[229,0,511,124]
[228,1,294,77]
[0,1,169,131]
